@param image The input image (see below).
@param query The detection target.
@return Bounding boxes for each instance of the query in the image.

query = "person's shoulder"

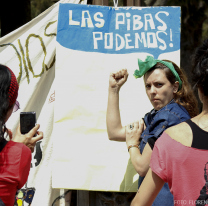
[157,102,190,122]
[166,102,190,117]
[165,122,189,137]
[165,121,192,146]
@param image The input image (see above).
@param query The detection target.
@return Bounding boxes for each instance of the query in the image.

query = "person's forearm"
[131,169,165,206]
[129,147,147,176]
[107,88,125,141]
[129,144,152,177]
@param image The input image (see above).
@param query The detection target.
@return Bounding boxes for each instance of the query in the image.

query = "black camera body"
[20,112,36,135]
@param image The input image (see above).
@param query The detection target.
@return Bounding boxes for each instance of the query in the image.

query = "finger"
[113,71,119,78]
[121,69,127,76]
[115,71,121,79]
[127,123,134,131]
[126,124,131,132]
[125,72,129,80]
[110,72,116,78]
[30,131,43,144]
[138,119,144,131]
[31,142,36,147]
[116,69,125,79]
[134,121,140,129]
[27,124,40,137]
[122,69,129,81]
[30,146,34,153]
[140,118,144,124]
[139,119,144,126]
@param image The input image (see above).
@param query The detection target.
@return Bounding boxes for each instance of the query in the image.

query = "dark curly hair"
[0,65,12,142]
[192,38,208,96]
[145,61,199,118]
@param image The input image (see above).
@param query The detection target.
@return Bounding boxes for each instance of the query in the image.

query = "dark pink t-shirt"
[0,141,31,206]
[150,132,208,206]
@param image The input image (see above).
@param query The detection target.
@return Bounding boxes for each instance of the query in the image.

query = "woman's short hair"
[192,38,208,96]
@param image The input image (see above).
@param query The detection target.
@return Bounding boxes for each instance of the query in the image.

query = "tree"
[0,0,31,37]
[31,0,54,18]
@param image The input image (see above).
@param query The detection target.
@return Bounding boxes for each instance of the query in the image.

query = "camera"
[20,112,36,135]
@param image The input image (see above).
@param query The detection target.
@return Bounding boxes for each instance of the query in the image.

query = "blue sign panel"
[57,4,180,58]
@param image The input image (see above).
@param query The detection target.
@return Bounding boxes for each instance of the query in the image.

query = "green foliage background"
[30,0,208,42]
[31,0,55,18]
[1,0,207,109]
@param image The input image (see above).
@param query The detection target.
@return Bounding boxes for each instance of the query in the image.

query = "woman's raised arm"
[106,69,128,141]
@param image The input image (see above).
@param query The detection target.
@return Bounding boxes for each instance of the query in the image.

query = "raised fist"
[109,69,129,91]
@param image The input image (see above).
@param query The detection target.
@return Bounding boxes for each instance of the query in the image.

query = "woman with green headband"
[130,39,208,206]
[107,56,198,206]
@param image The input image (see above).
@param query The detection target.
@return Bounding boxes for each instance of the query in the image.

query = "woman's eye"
[146,85,150,89]
[157,83,163,87]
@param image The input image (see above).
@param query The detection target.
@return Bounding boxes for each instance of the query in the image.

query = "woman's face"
[144,68,178,110]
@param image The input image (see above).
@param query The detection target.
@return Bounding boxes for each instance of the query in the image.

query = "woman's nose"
[150,86,156,94]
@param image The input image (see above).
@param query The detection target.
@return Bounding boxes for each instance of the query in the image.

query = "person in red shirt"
[0,64,43,206]
[129,39,208,206]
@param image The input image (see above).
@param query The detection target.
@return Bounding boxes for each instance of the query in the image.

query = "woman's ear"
[173,81,179,93]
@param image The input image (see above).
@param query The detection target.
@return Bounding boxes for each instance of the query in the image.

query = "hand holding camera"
[12,112,43,153]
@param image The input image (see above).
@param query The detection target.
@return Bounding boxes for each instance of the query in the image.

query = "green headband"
[133,56,182,90]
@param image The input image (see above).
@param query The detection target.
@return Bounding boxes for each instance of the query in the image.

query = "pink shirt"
[0,141,31,206]
[150,132,208,206]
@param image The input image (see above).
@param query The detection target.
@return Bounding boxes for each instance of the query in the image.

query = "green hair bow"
[134,56,182,90]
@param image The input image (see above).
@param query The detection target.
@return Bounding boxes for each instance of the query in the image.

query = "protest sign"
[53,3,180,192]
[57,4,180,58]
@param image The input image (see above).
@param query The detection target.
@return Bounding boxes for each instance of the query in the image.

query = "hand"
[126,120,144,148]
[109,69,128,92]
[12,124,43,153]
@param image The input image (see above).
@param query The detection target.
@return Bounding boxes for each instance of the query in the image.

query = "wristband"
[128,144,139,152]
